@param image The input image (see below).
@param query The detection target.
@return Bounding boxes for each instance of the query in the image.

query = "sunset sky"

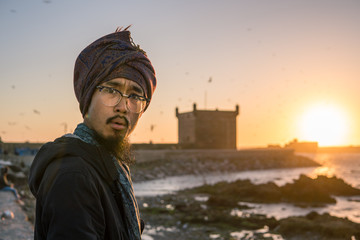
[0,0,359,148]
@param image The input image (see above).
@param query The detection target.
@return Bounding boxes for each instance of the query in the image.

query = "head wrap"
[74,29,157,116]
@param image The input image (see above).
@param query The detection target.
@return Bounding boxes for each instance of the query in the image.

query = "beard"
[93,131,135,166]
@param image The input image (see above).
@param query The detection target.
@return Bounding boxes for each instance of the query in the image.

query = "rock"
[185,174,360,206]
[276,212,360,239]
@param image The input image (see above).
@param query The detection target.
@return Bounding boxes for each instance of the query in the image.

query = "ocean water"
[300,152,360,189]
[134,152,360,223]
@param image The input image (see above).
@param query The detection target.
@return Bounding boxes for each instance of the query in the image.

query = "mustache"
[106,115,129,126]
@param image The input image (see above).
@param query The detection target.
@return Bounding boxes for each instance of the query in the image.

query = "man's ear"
[83,113,90,125]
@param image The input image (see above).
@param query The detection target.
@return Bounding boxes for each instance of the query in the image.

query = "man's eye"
[129,94,142,101]
[104,87,116,94]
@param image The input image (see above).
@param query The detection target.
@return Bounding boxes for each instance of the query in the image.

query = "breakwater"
[132,148,319,182]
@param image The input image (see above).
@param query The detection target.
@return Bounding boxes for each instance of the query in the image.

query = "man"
[28,27,156,240]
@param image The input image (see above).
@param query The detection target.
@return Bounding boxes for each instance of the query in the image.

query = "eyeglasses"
[96,86,149,113]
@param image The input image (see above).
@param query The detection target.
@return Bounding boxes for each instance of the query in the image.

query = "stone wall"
[134,148,295,163]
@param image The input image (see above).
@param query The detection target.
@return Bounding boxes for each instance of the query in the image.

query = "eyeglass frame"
[96,85,150,113]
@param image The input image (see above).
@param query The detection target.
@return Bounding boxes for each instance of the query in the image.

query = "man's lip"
[107,116,128,130]
[109,122,127,130]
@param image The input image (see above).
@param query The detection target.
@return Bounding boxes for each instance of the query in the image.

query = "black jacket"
[29,136,136,240]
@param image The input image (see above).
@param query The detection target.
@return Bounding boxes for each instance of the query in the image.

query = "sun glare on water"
[299,103,349,147]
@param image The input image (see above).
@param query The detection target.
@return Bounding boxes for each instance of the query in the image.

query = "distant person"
[0,166,23,205]
[28,26,157,240]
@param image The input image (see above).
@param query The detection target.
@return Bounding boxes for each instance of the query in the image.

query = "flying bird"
[33,109,41,115]
[150,125,155,132]
[208,77,212,83]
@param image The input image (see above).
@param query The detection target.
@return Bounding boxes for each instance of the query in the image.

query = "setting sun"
[299,103,349,146]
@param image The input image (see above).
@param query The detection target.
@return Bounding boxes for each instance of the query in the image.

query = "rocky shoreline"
[137,174,360,240]
[2,152,360,239]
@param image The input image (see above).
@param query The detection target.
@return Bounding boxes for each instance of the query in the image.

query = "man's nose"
[114,97,128,113]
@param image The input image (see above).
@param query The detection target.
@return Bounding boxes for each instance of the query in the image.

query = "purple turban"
[74,30,157,116]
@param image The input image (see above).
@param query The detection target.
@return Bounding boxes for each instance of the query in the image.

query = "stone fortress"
[176,103,239,149]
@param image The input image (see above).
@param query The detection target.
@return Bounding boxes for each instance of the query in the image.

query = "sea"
[134,152,360,224]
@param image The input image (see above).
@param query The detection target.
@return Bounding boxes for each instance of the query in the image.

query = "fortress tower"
[175,104,239,149]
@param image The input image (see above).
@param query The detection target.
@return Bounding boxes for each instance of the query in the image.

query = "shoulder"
[48,155,87,172]
[44,154,99,182]
[37,155,104,203]
[38,136,104,178]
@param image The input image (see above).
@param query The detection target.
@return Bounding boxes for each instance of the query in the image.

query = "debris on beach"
[1,210,14,220]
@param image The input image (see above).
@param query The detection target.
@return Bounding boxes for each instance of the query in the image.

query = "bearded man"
[29,27,156,240]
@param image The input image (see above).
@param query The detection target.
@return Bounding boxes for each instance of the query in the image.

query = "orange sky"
[0,0,359,148]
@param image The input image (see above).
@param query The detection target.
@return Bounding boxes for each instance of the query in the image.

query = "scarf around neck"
[71,123,142,239]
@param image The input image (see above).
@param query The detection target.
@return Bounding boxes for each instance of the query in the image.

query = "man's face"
[84,77,144,143]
